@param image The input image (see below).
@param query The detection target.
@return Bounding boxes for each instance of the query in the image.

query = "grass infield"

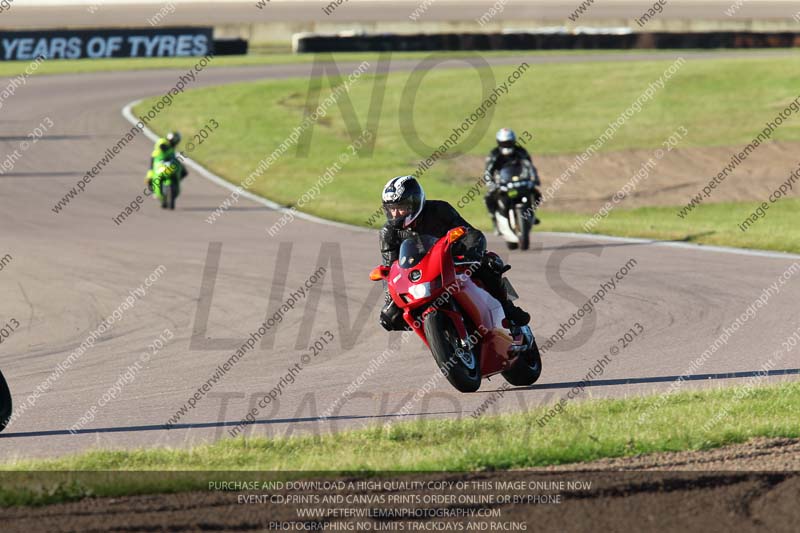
[133,53,800,253]
[546,199,800,254]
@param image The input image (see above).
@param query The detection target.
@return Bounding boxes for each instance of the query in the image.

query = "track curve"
[0,53,799,459]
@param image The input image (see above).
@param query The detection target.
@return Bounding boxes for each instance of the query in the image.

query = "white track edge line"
[541,232,800,260]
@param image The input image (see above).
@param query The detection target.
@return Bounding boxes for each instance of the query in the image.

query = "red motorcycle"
[370,227,542,392]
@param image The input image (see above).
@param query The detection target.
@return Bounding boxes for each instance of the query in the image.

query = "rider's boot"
[145,170,154,192]
[501,299,530,327]
[480,252,530,328]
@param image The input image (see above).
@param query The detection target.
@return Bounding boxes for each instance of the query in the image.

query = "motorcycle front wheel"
[515,205,531,251]
[424,311,481,393]
[162,184,176,210]
[502,335,542,386]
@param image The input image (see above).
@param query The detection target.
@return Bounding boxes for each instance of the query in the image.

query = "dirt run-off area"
[452,141,800,212]
[4,438,799,532]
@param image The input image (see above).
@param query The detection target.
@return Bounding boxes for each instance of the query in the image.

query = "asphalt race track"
[0,52,799,459]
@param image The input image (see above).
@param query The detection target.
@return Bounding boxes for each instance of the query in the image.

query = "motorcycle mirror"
[369,266,390,281]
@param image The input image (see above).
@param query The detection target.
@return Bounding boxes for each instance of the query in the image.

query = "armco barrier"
[294,31,800,53]
[213,38,248,56]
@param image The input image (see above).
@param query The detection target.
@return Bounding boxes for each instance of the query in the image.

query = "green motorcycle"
[151,159,181,210]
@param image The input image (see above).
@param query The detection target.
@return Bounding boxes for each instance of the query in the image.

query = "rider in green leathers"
[145,131,187,192]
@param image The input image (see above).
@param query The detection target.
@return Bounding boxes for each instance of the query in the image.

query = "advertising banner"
[0,27,213,60]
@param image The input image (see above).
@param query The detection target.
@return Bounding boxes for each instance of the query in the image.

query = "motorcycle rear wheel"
[424,311,481,393]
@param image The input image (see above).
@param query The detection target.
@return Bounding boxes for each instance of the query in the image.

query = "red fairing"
[371,229,526,381]
[452,278,514,376]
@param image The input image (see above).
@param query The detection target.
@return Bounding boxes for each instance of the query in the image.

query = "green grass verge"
[2,381,799,505]
[544,199,800,254]
[133,54,800,252]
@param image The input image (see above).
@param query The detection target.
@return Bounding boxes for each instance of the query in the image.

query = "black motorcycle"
[492,159,537,250]
[0,369,11,433]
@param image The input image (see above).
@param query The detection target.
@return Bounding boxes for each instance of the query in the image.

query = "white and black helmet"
[382,175,425,228]
[166,131,181,147]
[496,128,517,156]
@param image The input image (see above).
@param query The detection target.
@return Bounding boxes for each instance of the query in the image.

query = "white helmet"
[496,128,517,156]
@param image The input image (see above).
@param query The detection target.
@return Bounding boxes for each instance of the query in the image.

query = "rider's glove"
[379,314,394,331]
[380,301,397,331]
[482,251,511,275]
[380,301,411,331]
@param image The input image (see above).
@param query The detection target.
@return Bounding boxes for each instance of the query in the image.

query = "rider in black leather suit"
[378,175,530,332]
[484,128,542,228]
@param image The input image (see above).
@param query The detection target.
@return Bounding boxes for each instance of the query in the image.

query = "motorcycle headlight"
[408,282,432,300]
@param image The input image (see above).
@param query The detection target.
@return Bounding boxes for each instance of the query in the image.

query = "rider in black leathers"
[378,175,530,332]
[484,128,541,228]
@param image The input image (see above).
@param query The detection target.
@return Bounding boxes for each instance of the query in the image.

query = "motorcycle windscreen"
[498,161,526,185]
[398,234,439,269]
